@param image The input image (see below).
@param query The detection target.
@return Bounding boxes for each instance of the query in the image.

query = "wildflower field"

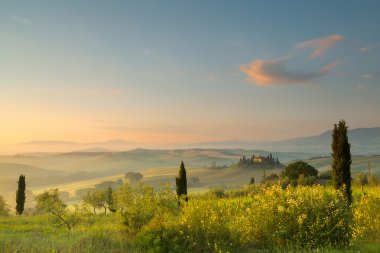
[1,183,380,253]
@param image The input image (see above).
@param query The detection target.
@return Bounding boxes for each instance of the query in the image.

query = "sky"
[0,0,380,147]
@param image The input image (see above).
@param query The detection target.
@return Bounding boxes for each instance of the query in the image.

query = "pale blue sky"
[0,1,379,145]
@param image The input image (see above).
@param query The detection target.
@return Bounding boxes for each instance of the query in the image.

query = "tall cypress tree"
[175,161,187,200]
[106,186,116,213]
[331,120,352,204]
[16,174,26,215]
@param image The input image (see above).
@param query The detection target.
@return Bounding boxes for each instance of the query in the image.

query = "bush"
[118,182,178,233]
[137,198,242,253]
[318,170,333,180]
[240,185,352,249]
[125,172,143,183]
[353,187,380,241]
[0,195,10,216]
[283,161,318,180]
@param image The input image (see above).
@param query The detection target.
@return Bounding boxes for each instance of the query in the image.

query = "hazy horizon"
[0,126,377,155]
[1,1,380,147]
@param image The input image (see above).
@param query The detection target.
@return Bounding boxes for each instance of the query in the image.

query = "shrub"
[283,161,318,180]
[125,172,143,183]
[239,184,352,249]
[353,187,380,241]
[0,195,10,216]
[118,182,178,233]
[137,198,242,253]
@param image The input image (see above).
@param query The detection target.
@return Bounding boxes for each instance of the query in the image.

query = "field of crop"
[1,183,380,253]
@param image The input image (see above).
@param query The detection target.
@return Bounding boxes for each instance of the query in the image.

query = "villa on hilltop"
[237,153,283,169]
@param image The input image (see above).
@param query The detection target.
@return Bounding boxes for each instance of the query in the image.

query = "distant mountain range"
[11,139,136,153]
[188,127,380,155]
[2,127,379,155]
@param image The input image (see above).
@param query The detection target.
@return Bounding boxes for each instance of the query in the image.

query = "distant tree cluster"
[282,161,318,180]
[318,170,333,180]
[188,177,200,187]
[208,161,228,170]
[259,161,318,187]
[237,154,282,169]
[125,172,143,183]
[82,186,116,214]
[95,179,123,189]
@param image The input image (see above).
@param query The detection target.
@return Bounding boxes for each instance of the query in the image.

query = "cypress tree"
[16,174,26,215]
[175,161,187,201]
[331,120,352,204]
[106,186,116,213]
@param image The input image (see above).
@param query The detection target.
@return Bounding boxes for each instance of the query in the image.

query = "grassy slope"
[304,155,380,174]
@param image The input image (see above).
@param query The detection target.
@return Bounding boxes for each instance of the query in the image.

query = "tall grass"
[0,215,140,253]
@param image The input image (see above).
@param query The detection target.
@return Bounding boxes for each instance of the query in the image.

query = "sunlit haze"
[1,1,380,152]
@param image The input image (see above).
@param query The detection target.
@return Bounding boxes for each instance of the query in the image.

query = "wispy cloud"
[205,75,216,81]
[240,57,343,86]
[240,35,344,86]
[11,15,32,25]
[358,47,370,53]
[296,34,344,58]
[143,49,157,58]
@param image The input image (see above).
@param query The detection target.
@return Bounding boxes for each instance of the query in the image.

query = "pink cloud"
[296,34,344,58]
[240,35,345,86]
[240,58,344,86]
[358,47,370,53]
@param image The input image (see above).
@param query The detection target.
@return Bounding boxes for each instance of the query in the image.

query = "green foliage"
[118,182,179,233]
[125,172,143,183]
[237,153,283,169]
[35,189,66,215]
[319,170,333,180]
[94,179,123,190]
[283,161,318,180]
[0,195,10,216]
[354,173,369,191]
[136,185,357,252]
[4,184,380,252]
[207,188,225,198]
[106,186,117,212]
[175,161,187,199]
[35,189,83,230]
[0,215,136,253]
[136,198,242,253]
[332,120,352,204]
[240,185,352,249]
[353,187,380,241]
[262,173,280,184]
[82,188,109,214]
[16,174,26,215]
